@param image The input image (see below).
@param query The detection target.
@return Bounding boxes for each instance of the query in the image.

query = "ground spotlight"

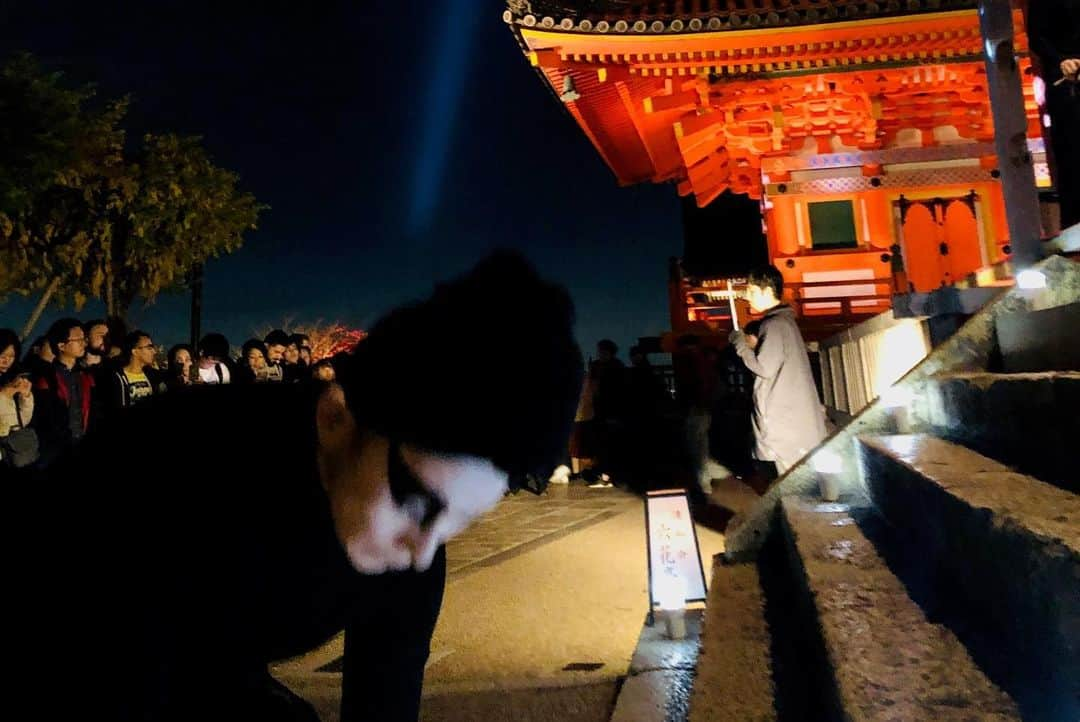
[1016,269,1047,290]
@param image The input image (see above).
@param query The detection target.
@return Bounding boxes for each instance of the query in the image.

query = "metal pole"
[727,280,740,330]
[978,0,1043,268]
[190,262,203,351]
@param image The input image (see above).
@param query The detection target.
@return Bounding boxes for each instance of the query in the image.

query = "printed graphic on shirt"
[124,371,154,405]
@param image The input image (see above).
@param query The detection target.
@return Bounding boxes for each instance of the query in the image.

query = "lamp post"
[978,0,1043,270]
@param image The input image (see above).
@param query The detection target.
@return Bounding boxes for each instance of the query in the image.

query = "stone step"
[779,496,1020,721]
[915,371,1080,493]
[688,561,774,722]
[993,301,1080,373]
[857,434,1080,720]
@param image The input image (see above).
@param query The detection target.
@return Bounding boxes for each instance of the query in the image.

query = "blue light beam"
[406,0,481,236]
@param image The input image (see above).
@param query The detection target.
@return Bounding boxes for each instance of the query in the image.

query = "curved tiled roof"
[504,0,980,34]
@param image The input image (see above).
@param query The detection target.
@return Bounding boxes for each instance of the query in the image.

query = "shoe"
[548,464,571,484]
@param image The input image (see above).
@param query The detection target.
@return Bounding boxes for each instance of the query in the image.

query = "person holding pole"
[728,265,826,480]
[1028,0,1080,229]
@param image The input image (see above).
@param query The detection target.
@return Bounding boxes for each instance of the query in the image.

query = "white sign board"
[645,489,708,607]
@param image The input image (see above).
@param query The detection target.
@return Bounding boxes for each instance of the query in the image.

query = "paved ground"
[443,484,640,579]
[272,483,726,722]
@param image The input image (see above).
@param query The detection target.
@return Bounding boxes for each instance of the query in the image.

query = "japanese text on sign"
[645,490,707,607]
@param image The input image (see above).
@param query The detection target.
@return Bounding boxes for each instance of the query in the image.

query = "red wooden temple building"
[503,0,1049,342]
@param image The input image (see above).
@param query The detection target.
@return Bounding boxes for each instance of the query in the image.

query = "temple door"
[898,194,984,292]
[899,200,947,292]
[941,195,983,284]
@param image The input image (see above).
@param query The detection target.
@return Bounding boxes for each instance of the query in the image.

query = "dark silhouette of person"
[674,334,727,498]
[621,345,670,488]
[16,251,584,722]
[1028,0,1080,229]
[587,339,625,484]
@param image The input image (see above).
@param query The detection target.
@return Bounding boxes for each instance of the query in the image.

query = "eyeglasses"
[387,440,445,531]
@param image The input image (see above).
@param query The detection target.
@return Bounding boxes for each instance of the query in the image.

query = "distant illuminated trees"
[259,319,367,360]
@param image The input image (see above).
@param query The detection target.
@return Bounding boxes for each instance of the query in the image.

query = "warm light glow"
[1016,269,1047,290]
[1033,75,1046,107]
[869,321,930,398]
[812,449,844,475]
[886,435,918,456]
[974,266,999,287]
[880,385,914,409]
[656,572,687,611]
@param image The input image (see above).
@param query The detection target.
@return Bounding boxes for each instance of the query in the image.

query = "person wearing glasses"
[26,251,584,721]
[100,331,160,415]
[30,317,96,467]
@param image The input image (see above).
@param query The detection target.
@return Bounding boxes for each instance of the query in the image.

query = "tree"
[0,54,129,337]
[106,133,265,320]
[1,54,265,334]
[257,319,367,360]
[298,322,367,360]
[0,53,91,219]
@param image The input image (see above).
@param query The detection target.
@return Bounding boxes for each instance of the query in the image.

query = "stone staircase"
[686,255,1080,721]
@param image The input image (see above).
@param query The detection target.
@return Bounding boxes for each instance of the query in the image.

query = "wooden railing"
[818,310,931,423]
[786,276,894,321]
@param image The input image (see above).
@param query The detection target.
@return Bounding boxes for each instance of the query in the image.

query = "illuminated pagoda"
[503,0,1048,340]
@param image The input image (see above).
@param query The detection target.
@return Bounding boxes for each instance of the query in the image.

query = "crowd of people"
[4,263,828,514]
[0,318,341,471]
[566,338,674,489]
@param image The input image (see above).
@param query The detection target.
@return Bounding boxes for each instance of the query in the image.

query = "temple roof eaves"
[504,0,980,35]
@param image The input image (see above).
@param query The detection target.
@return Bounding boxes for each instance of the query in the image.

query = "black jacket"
[18,383,445,721]
[1028,0,1080,81]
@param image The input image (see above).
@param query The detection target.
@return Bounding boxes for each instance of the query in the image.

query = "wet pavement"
[271,483,725,721]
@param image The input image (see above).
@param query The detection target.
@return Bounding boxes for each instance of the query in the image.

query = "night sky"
[0,1,684,359]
